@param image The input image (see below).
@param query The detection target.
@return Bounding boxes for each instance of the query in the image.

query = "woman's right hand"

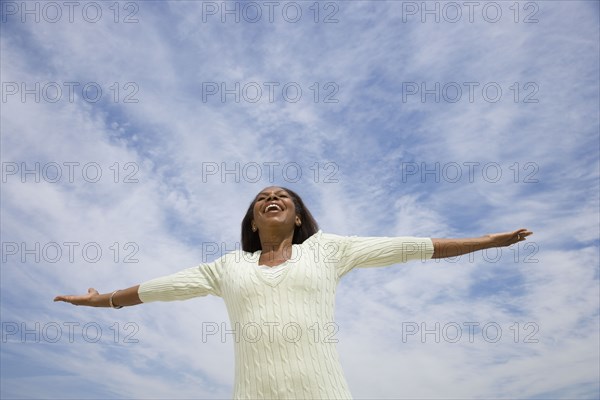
[54,288,102,307]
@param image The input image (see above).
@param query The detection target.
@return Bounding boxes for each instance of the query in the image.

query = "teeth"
[265,204,282,212]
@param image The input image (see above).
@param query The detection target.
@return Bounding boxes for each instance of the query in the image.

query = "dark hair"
[241,187,319,252]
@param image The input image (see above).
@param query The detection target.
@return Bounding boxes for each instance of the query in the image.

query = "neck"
[258,228,294,257]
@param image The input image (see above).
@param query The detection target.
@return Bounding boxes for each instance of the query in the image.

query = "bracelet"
[109,290,123,309]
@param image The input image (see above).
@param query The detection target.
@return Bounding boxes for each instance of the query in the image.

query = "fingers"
[54,294,81,304]
[55,288,98,304]
[515,228,533,242]
[53,295,71,303]
[516,228,533,236]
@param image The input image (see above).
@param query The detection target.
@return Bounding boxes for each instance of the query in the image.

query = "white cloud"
[1,1,598,399]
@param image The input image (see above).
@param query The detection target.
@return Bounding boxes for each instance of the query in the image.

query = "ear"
[295,216,301,226]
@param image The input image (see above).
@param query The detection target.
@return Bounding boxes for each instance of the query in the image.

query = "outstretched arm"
[54,285,142,308]
[431,228,533,259]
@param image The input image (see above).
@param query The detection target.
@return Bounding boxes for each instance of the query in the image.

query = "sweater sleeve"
[317,232,434,279]
[137,255,224,303]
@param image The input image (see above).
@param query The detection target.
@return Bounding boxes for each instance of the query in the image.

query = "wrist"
[109,290,123,309]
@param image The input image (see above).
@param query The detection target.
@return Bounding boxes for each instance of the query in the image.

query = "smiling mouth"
[264,204,283,213]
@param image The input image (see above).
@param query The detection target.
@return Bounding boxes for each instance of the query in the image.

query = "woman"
[55,186,533,399]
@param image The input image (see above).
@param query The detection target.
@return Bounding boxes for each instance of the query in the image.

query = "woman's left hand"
[484,228,533,247]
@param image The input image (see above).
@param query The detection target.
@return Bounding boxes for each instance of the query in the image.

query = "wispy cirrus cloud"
[1,1,598,399]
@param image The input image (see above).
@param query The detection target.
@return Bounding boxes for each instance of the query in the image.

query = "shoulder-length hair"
[241,187,319,252]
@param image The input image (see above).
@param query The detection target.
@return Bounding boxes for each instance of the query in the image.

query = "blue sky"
[1,1,599,399]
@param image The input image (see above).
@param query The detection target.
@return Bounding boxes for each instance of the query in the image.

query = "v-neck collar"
[253,246,296,287]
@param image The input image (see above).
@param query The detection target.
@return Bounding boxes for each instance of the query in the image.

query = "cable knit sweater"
[138,230,434,399]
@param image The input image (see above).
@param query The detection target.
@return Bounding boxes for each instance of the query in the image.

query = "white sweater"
[138,230,434,399]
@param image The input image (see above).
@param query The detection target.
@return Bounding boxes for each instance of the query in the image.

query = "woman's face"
[252,186,299,233]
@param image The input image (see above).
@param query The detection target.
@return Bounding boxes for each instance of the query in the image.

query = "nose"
[265,192,279,201]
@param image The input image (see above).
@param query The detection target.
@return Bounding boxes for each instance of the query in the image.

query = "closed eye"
[256,192,288,201]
